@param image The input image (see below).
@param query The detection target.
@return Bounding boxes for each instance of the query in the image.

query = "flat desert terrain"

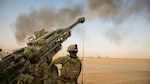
[78,57,150,84]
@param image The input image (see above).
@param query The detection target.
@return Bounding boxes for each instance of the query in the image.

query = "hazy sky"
[0,0,150,58]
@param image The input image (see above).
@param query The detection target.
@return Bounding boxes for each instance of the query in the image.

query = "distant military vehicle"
[0,17,85,84]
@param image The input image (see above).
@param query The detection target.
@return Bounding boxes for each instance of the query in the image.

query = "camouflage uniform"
[51,44,82,84]
[17,46,51,84]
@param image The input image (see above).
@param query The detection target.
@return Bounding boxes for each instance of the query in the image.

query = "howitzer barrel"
[30,17,85,47]
[36,17,85,60]
[67,17,85,30]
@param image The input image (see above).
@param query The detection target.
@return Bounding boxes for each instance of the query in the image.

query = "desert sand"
[78,57,150,84]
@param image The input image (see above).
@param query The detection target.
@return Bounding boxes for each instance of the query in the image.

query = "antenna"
[81,27,84,84]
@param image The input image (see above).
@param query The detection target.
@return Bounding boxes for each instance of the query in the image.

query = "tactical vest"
[61,56,81,79]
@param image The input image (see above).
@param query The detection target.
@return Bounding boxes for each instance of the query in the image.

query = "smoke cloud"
[14,0,150,44]
[86,0,150,45]
[87,0,150,22]
[86,0,122,21]
[14,5,83,43]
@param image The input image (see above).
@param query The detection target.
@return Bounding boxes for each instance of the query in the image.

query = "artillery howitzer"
[0,17,85,84]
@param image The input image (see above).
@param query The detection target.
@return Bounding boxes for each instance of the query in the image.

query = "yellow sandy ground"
[78,57,150,84]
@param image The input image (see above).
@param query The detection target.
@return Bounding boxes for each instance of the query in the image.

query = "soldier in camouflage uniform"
[51,44,82,84]
[17,43,50,84]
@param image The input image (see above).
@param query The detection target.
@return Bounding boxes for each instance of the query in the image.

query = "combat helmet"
[67,44,78,52]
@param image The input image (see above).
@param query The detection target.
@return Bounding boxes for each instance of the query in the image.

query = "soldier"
[50,44,82,84]
[17,44,50,84]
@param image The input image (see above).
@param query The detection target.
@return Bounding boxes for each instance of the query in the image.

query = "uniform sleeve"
[50,56,69,66]
[53,56,68,64]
